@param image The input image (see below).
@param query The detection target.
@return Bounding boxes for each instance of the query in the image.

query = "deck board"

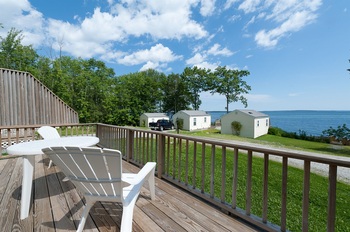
[0,155,259,232]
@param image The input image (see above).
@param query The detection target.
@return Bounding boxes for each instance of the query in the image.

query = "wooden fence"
[0,68,78,126]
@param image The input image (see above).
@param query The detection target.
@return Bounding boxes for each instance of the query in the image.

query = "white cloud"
[108,0,208,39]
[207,43,234,56]
[0,0,45,47]
[193,61,219,70]
[224,0,322,48]
[186,53,207,65]
[224,0,239,10]
[255,0,322,48]
[200,0,216,16]
[1,0,208,62]
[140,61,160,71]
[238,0,263,14]
[118,43,182,66]
[255,9,318,48]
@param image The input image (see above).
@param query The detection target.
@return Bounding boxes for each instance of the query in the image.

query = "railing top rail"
[0,123,96,130]
[97,124,350,168]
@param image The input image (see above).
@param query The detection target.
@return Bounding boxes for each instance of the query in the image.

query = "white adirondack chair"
[42,146,156,232]
[38,126,61,168]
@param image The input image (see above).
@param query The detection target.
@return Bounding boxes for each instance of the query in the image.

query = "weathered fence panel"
[0,68,78,126]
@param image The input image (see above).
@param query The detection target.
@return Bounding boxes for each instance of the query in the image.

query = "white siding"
[173,111,211,131]
[188,116,211,131]
[254,118,269,138]
[140,113,169,127]
[221,110,269,138]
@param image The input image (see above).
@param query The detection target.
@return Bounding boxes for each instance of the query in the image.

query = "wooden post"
[157,133,165,179]
[126,129,134,162]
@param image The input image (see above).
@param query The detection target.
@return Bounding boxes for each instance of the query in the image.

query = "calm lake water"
[207,110,350,136]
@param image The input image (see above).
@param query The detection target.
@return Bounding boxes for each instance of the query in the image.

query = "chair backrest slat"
[42,146,123,198]
[38,126,60,139]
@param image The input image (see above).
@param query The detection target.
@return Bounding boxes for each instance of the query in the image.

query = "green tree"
[182,66,211,110]
[162,73,191,114]
[0,28,38,71]
[209,66,251,113]
[113,69,165,125]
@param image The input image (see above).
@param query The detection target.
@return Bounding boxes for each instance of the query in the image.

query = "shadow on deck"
[0,155,260,231]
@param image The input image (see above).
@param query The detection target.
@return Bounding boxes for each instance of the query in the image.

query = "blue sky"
[0,0,349,111]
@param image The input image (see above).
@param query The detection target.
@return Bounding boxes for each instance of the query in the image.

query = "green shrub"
[176,118,184,133]
[231,121,242,135]
[322,124,350,141]
[268,127,285,136]
[269,126,329,143]
[140,119,146,127]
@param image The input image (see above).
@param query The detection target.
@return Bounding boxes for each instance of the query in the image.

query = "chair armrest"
[122,162,156,186]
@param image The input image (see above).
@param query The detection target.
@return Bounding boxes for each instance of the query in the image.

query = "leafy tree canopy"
[208,66,251,113]
[0,28,253,125]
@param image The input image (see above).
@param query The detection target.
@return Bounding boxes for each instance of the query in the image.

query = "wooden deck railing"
[0,123,97,154]
[2,123,350,231]
[96,123,350,232]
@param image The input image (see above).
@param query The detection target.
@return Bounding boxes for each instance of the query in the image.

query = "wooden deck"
[0,155,259,232]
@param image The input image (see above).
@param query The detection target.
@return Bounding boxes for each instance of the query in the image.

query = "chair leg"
[148,171,155,200]
[48,159,53,169]
[121,197,138,232]
[77,202,94,232]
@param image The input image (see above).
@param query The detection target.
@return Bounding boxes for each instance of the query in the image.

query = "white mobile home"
[221,109,269,138]
[172,110,211,131]
[140,113,169,127]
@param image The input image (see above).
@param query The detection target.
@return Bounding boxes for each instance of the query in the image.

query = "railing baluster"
[166,136,170,176]
[232,148,238,209]
[185,140,189,185]
[246,150,252,215]
[201,142,205,193]
[157,133,165,178]
[302,161,311,232]
[210,144,215,198]
[7,129,11,146]
[150,132,154,162]
[193,141,197,189]
[173,137,176,179]
[142,131,146,164]
[327,164,337,232]
[262,153,269,223]
[146,132,150,161]
[0,129,3,155]
[281,157,288,231]
[16,128,20,143]
[221,146,226,203]
[178,138,182,182]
